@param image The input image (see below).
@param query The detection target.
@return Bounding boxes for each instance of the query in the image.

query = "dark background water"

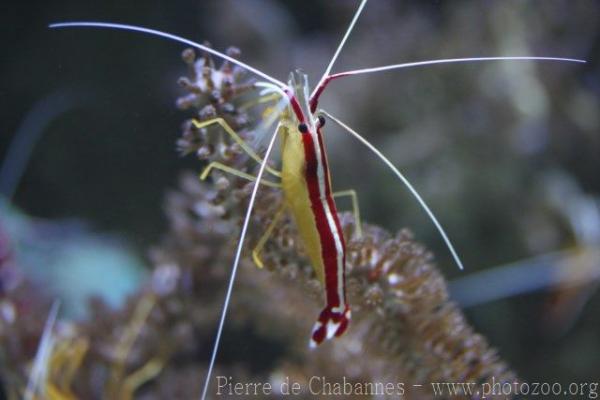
[2,0,599,387]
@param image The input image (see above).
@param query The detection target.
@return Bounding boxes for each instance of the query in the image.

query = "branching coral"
[0,47,516,400]
[142,172,516,399]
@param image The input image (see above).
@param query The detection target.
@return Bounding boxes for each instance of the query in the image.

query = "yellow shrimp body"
[277,78,351,346]
[280,122,326,284]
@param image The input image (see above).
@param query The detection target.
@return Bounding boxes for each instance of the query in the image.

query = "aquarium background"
[1,0,599,395]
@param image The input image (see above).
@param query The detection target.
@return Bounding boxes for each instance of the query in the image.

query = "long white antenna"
[332,56,585,78]
[49,22,287,89]
[199,122,282,400]
[310,55,585,112]
[312,0,368,98]
[321,109,465,271]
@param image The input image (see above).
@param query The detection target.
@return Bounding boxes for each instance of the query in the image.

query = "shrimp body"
[280,73,350,347]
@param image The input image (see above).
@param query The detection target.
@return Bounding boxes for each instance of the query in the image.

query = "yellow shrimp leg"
[191,117,281,177]
[252,205,286,269]
[200,162,284,269]
[199,162,281,188]
[332,189,362,238]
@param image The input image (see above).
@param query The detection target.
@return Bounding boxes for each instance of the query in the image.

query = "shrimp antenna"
[312,0,368,98]
[320,109,465,271]
[311,56,585,109]
[200,118,283,400]
[334,56,585,77]
[49,22,287,89]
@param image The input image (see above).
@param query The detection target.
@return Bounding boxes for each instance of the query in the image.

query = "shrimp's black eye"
[318,115,326,127]
[298,123,308,133]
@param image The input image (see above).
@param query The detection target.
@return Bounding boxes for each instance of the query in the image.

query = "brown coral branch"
[0,45,516,400]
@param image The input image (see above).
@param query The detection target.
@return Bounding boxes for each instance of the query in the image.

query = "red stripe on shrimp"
[316,126,347,305]
[302,131,340,306]
[301,127,350,346]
